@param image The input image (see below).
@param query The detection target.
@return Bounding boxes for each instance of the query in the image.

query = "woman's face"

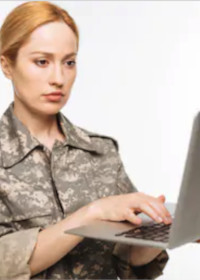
[4,21,77,115]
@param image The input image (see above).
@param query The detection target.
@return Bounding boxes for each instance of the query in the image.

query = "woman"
[0,1,171,279]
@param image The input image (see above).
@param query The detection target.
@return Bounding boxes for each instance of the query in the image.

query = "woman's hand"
[88,192,172,225]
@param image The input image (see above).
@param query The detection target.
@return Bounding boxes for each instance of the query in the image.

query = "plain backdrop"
[0,1,200,279]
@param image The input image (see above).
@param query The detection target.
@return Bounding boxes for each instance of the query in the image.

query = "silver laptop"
[65,112,200,250]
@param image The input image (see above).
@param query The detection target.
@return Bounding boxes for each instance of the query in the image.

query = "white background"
[0,1,200,279]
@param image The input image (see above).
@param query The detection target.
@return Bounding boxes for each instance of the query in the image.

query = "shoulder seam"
[88,134,119,151]
[76,125,119,151]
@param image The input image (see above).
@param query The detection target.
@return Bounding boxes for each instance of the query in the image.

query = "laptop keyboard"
[115,222,171,242]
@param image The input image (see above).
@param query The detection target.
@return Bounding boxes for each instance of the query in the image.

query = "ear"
[0,55,13,80]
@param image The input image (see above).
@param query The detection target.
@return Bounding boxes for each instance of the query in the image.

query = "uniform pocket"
[0,169,53,228]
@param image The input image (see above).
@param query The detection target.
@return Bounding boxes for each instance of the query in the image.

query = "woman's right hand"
[88,192,172,225]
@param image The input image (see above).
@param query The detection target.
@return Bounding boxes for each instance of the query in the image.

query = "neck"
[13,101,63,141]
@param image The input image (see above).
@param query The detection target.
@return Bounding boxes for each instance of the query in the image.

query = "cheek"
[28,65,48,81]
[66,69,77,86]
[13,66,41,88]
[13,73,42,100]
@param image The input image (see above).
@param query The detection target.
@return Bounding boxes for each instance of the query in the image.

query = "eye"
[34,59,76,67]
[66,60,76,67]
[34,59,48,66]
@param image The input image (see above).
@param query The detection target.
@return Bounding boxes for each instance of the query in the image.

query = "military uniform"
[0,102,168,280]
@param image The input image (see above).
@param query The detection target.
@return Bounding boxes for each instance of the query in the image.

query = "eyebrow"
[30,51,77,59]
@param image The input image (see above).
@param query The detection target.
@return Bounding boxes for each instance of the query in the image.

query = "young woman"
[0,1,171,279]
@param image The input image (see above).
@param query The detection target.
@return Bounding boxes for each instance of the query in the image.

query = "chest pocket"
[0,168,53,229]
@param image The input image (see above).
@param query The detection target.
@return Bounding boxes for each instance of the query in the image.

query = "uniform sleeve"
[0,196,41,280]
[113,148,169,279]
[116,157,138,194]
[113,249,169,279]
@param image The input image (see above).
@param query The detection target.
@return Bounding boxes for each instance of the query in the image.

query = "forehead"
[20,21,77,55]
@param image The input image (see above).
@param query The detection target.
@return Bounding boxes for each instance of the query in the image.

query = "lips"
[44,92,64,101]
[46,92,64,96]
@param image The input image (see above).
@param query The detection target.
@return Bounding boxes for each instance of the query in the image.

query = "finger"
[137,202,164,223]
[125,209,142,225]
[150,196,172,221]
[156,195,172,222]
[149,200,172,224]
[157,195,165,203]
[129,192,171,223]
[147,194,172,221]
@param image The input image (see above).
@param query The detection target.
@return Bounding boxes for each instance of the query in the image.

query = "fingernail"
[156,216,163,222]
[164,217,172,224]
[167,217,172,223]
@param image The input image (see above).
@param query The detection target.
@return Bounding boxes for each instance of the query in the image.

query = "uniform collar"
[57,112,103,154]
[0,103,102,168]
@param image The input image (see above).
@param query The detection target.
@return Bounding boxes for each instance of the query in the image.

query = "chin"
[36,102,64,116]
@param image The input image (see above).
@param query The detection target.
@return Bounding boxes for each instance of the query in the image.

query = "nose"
[49,63,64,87]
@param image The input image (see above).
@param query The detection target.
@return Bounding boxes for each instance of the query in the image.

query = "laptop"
[65,112,200,249]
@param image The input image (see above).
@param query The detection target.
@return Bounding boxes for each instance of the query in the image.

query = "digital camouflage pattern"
[0,102,168,280]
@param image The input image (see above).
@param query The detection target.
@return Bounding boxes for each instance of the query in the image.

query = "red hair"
[0,1,79,67]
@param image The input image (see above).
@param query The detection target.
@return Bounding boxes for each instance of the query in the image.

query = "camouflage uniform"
[0,102,168,280]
